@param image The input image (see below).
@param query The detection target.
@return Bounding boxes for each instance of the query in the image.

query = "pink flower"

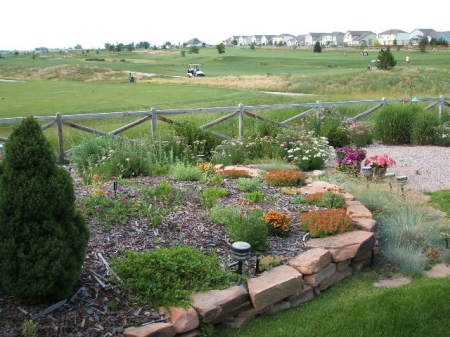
[95,208,102,212]
[79,205,86,209]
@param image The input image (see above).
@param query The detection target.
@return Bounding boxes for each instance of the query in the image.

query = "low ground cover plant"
[209,205,268,251]
[229,208,268,251]
[300,209,357,237]
[170,162,203,181]
[112,246,239,307]
[264,170,306,186]
[220,169,251,179]
[201,187,229,208]
[306,191,346,208]
[236,178,261,192]
[245,191,265,203]
[264,211,292,236]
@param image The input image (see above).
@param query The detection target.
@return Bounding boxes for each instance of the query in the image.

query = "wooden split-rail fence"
[0,96,448,163]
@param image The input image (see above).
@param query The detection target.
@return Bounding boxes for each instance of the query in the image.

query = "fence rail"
[0,96,448,163]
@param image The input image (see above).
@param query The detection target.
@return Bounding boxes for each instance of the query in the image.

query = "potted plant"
[335,146,366,175]
[364,154,396,177]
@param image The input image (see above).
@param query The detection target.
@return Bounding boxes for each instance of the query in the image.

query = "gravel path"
[365,144,450,192]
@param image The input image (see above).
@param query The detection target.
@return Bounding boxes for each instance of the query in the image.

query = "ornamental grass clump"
[306,191,346,209]
[264,170,306,186]
[300,209,357,237]
[112,246,239,307]
[264,211,292,236]
[0,117,89,303]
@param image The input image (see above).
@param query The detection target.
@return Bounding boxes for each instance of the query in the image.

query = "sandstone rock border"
[124,181,377,337]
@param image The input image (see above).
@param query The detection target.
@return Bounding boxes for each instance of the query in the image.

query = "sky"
[1,0,449,50]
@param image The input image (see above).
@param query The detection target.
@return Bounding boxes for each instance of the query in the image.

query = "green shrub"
[229,208,268,252]
[319,118,350,148]
[433,126,450,147]
[411,110,440,145]
[245,191,265,203]
[141,180,183,207]
[205,174,224,186]
[170,163,203,181]
[112,246,238,307]
[374,104,420,144]
[201,187,229,208]
[209,205,240,226]
[0,117,89,303]
[209,206,268,251]
[237,178,261,192]
[172,121,220,157]
[307,191,346,208]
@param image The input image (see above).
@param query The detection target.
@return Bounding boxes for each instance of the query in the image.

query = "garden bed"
[0,165,369,337]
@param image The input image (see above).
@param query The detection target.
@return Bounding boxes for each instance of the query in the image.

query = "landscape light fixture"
[384,172,395,191]
[113,181,118,198]
[396,175,408,196]
[196,154,207,163]
[230,241,252,275]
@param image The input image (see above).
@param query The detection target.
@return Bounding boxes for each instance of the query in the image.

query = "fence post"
[55,113,65,164]
[438,95,444,120]
[238,103,244,140]
[382,97,387,106]
[151,108,157,137]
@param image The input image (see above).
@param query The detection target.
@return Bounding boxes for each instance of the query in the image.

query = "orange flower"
[300,209,356,237]
[264,170,306,186]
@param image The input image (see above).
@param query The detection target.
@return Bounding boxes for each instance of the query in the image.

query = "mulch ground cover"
[0,168,329,337]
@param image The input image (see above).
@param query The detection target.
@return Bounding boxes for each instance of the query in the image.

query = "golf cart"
[186,64,205,77]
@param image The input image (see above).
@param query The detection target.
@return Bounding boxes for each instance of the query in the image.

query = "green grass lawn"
[0,47,448,149]
[217,272,450,337]
[429,190,450,217]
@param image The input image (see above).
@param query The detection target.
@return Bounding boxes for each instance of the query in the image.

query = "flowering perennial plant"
[263,211,292,236]
[335,146,366,174]
[300,209,357,237]
[277,130,332,171]
[219,170,251,179]
[364,154,396,169]
[264,170,306,186]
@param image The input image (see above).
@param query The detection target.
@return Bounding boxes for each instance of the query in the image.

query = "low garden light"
[230,241,252,275]
[384,172,395,191]
[196,154,207,163]
[396,175,408,196]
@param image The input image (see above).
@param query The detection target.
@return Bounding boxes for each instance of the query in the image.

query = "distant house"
[223,36,240,45]
[436,31,450,43]
[409,29,438,44]
[377,29,409,45]
[305,33,326,46]
[331,32,345,46]
[296,35,306,46]
[184,38,205,47]
[344,31,377,46]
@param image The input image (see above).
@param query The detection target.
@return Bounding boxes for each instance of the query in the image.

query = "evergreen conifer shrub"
[376,47,397,70]
[0,117,89,303]
[313,41,322,53]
